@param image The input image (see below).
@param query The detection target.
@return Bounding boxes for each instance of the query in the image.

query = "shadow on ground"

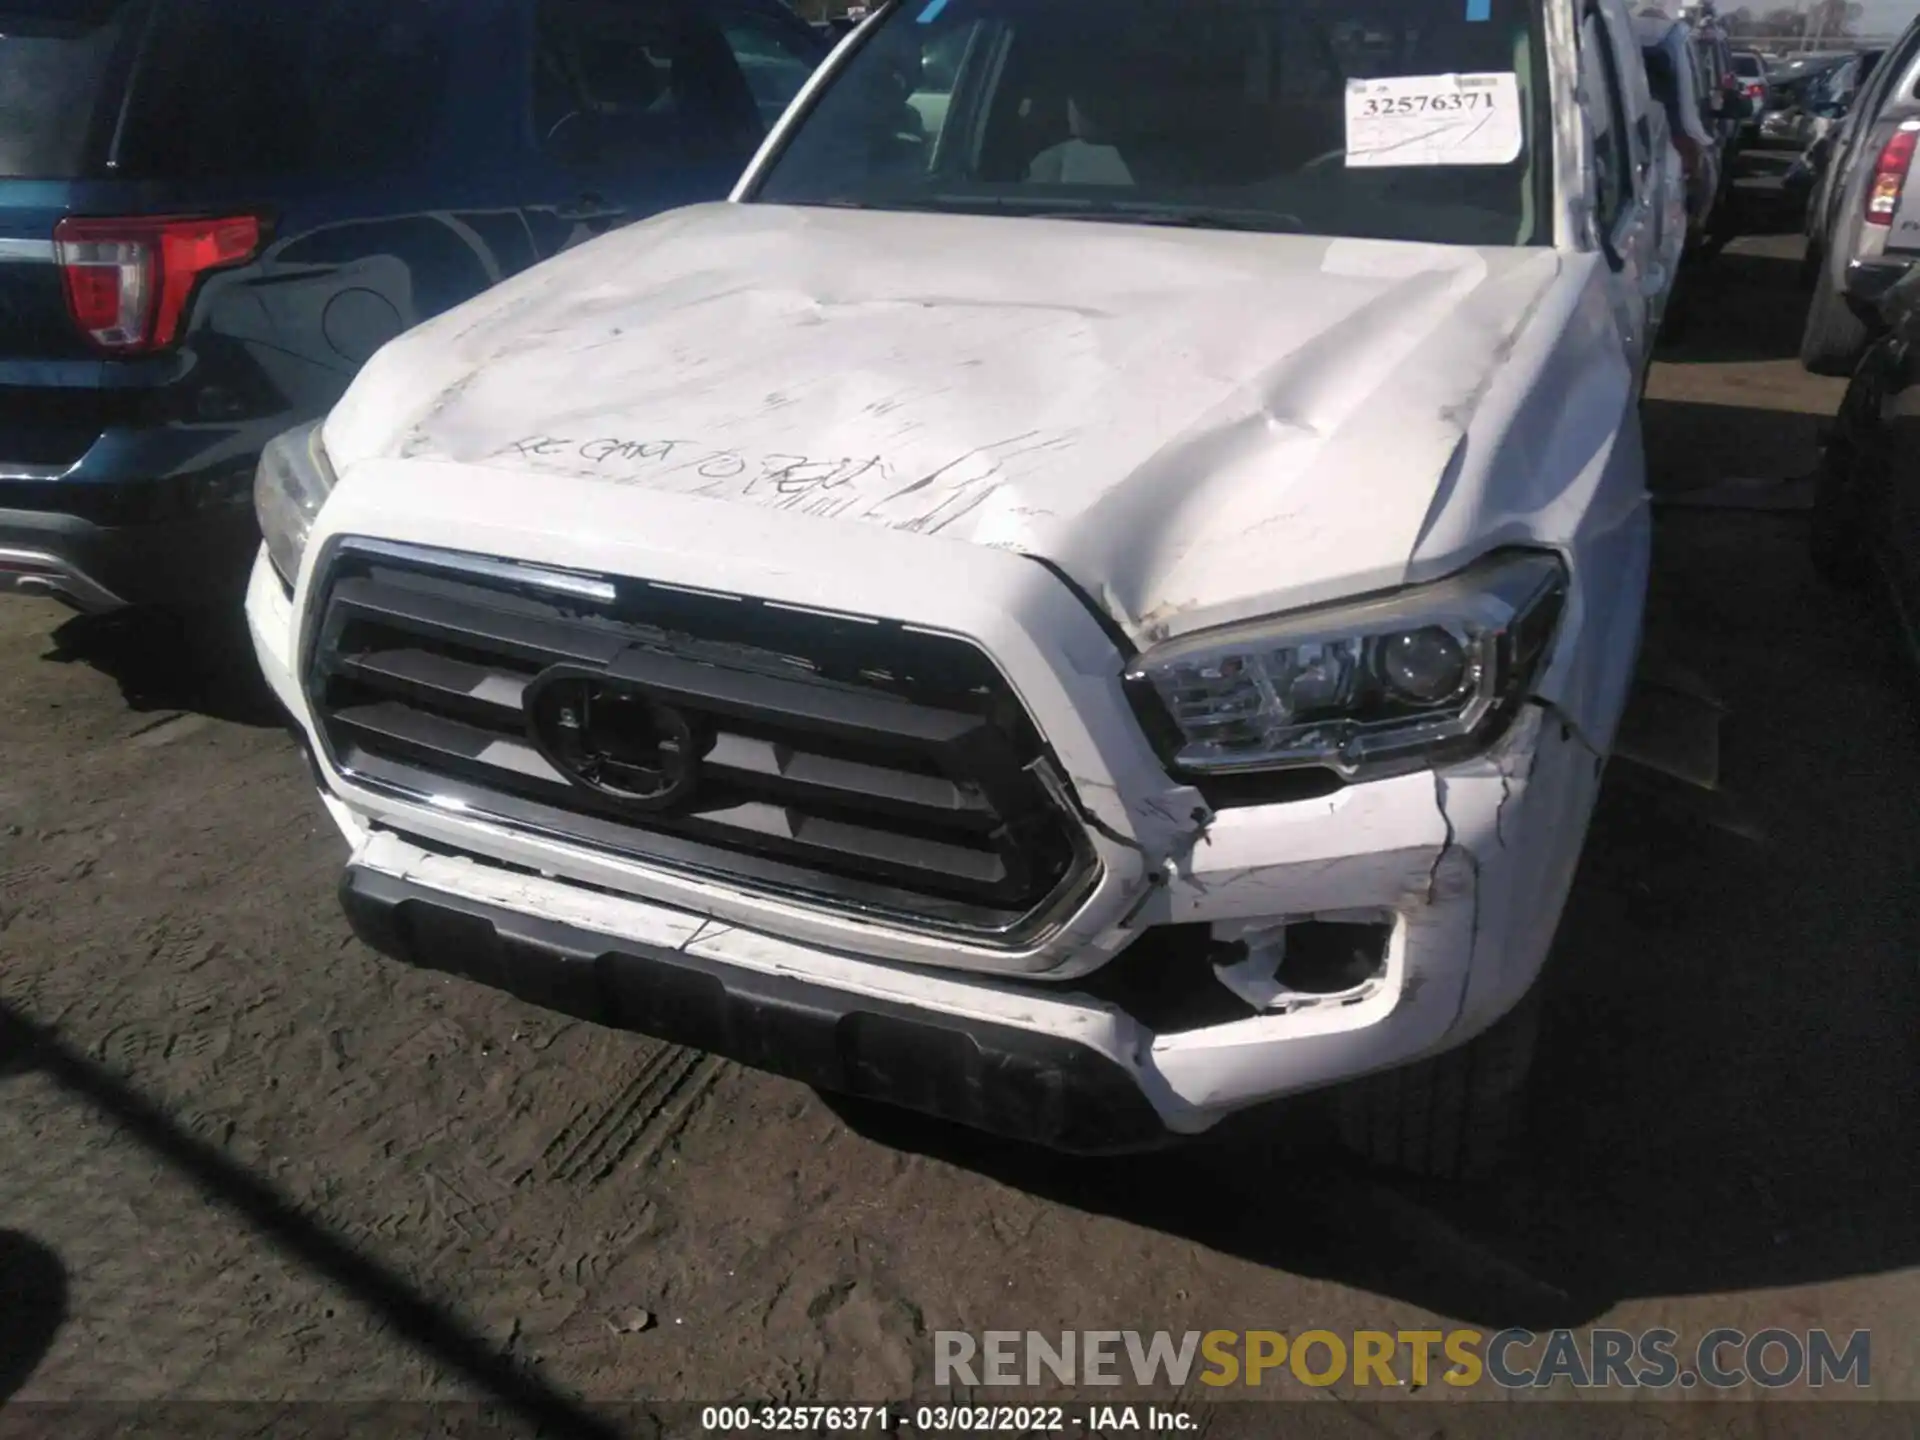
[1641,398,1826,492]
[1651,145,1821,369]
[0,1228,66,1413]
[40,602,281,728]
[1642,231,1839,493]
[0,1230,67,1404]
[0,1004,624,1439]
[0,1001,65,1403]
[1657,247,1813,367]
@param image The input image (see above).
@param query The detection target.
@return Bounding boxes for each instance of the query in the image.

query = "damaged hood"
[325,202,1564,642]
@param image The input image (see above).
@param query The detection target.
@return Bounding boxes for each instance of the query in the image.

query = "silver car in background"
[1801,19,1920,374]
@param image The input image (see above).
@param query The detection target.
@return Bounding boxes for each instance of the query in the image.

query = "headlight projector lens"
[1379,626,1471,704]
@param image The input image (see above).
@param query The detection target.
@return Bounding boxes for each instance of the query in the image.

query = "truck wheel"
[1333,983,1544,1180]
[1800,265,1872,377]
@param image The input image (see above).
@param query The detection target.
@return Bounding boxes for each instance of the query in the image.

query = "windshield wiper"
[909,195,1303,233]
[1036,205,1303,233]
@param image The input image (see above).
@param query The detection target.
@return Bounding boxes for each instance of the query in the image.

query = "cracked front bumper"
[339,862,1172,1153]
[249,521,1606,1139]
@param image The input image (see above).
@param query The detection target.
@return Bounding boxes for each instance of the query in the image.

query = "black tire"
[1333,983,1544,1180]
[1809,441,1870,588]
[1800,263,1873,376]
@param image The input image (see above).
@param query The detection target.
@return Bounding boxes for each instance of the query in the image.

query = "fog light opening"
[1278,920,1392,994]
[1211,918,1392,1012]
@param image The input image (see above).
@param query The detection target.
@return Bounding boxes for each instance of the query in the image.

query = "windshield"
[0,0,141,179]
[749,0,1552,246]
[1811,58,1856,107]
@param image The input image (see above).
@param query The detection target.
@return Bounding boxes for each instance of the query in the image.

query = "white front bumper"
[246,463,1616,1132]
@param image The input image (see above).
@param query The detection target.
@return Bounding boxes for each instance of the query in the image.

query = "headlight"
[1125,550,1567,782]
[253,419,336,586]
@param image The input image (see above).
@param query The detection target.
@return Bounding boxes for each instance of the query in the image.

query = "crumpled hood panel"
[325,202,1562,642]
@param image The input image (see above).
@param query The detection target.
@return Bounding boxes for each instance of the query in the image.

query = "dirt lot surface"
[3,231,1919,1428]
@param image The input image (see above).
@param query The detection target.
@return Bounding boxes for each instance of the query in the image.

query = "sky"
[1721,0,1920,37]
[1856,0,1920,33]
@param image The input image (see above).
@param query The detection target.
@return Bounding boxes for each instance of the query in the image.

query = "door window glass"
[534,0,762,165]
[901,24,972,150]
[715,6,823,129]
[0,0,138,179]
[117,0,451,179]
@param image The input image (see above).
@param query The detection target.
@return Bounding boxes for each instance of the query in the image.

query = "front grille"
[305,541,1097,942]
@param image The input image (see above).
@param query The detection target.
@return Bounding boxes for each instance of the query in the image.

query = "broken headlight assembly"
[1125,550,1567,783]
[253,419,337,586]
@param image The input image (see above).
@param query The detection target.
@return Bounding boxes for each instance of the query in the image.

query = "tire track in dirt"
[541,1047,731,1184]
[0,857,96,935]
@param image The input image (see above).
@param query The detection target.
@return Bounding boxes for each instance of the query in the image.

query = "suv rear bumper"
[0,501,256,612]
[341,864,1172,1154]
[1843,256,1913,312]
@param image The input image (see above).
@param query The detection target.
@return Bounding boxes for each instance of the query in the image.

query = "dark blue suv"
[0,0,825,617]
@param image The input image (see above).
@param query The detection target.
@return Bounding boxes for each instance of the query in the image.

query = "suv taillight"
[1865,125,1919,228]
[52,214,263,355]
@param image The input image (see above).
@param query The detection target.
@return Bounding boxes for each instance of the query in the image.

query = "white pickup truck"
[248,0,1684,1176]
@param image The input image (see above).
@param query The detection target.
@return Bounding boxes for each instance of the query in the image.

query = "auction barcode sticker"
[1344,71,1524,168]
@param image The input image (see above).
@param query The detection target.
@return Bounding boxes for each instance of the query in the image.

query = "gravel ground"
[2,234,1918,1429]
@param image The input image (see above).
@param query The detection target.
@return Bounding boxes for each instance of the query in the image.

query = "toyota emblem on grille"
[526,669,708,811]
